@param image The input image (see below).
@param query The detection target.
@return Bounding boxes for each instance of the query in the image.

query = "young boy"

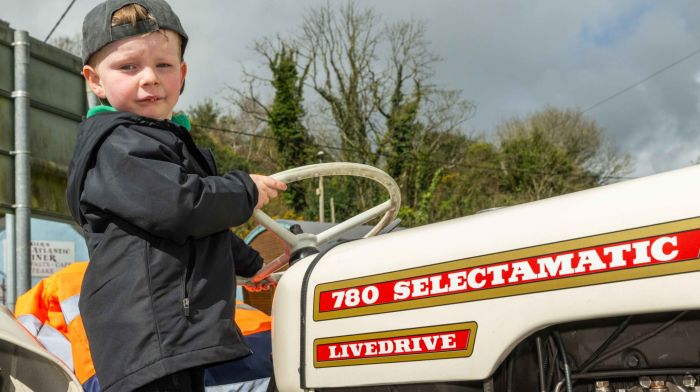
[66,1,286,390]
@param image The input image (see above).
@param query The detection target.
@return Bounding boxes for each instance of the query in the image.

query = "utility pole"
[317,150,325,223]
[13,30,31,307]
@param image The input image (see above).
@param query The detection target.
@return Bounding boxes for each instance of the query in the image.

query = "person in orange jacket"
[15,262,272,392]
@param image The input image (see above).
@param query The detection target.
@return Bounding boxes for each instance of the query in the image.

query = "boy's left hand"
[242,276,277,292]
[250,174,287,209]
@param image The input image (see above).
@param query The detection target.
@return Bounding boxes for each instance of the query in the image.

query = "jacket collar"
[86,105,191,131]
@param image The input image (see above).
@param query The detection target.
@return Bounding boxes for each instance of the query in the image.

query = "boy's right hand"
[250,174,287,209]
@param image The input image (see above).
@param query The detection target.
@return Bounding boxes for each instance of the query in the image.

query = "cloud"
[579,1,656,47]
[3,0,700,177]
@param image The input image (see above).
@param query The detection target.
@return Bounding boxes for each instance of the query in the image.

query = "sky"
[3,0,700,178]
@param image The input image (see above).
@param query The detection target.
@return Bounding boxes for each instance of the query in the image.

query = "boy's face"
[83,30,187,120]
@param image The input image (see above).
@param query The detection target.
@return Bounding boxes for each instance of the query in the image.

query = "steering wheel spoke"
[249,163,401,282]
[315,200,393,245]
[252,209,304,247]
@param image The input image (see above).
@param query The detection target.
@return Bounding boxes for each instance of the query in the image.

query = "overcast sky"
[3,0,700,178]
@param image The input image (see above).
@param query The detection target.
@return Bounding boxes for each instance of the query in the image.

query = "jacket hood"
[66,112,142,226]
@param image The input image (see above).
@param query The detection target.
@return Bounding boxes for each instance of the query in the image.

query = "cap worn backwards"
[81,0,188,65]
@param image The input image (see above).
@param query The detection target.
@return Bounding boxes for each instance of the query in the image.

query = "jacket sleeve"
[231,234,264,278]
[81,126,258,244]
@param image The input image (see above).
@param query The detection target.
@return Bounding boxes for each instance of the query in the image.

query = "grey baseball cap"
[81,0,188,65]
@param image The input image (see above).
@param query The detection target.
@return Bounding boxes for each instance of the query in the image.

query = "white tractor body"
[272,165,700,391]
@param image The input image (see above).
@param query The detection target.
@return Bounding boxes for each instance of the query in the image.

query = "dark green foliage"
[383,83,422,188]
[500,128,593,200]
[495,107,628,202]
[268,46,314,213]
[187,100,251,173]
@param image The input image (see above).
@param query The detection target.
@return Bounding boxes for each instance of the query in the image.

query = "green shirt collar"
[86,105,191,131]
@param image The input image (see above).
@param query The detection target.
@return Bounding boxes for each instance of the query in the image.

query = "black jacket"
[66,112,263,391]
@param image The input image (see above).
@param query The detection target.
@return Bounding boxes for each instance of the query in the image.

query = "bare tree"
[50,34,81,57]
[298,2,383,163]
[228,0,475,221]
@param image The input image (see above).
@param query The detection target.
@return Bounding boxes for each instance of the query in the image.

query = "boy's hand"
[250,174,287,209]
[242,275,278,293]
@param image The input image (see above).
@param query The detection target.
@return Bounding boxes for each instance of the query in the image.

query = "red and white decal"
[318,229,700,314]
[318,330,469,361]
[314,322,477,367]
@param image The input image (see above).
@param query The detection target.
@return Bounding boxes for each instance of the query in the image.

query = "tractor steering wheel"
[247,162,401,283]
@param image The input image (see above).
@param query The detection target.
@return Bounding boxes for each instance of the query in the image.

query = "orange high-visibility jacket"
[15,262,272,391]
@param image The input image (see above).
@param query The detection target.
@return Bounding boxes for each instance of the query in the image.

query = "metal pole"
[317,151,325,223]
[330,197,335,224]
[5,214,15,310]
[13,30,31,296]
[86,82,98,108]
[318,176,324,223]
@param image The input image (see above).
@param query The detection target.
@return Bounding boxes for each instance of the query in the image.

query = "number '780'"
[330,286,380,308]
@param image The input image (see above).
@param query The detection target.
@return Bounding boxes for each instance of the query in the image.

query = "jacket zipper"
[182,242,196,317]
[182,297,190,317]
